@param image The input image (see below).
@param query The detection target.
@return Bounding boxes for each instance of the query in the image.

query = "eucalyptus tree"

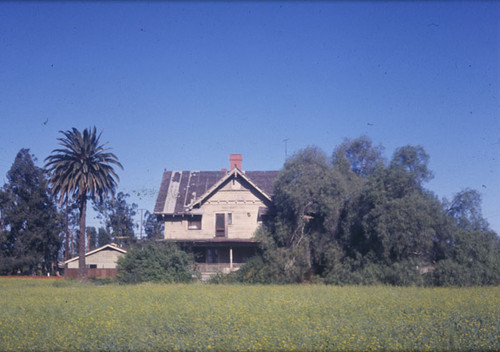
[97,227,112,247]
[333,135,384,178]
[87,227,97,251]
[45,127,122,280]
[94,191,138,246]
[0,149,61,275]
[390,145,433,187]
[332,136,385,255]
[143,210,164,240]
[432,189,500,286]
[446,188,488,231]
[266,147,348,281]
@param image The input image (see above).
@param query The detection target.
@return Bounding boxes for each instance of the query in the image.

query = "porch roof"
[162,238,259,247]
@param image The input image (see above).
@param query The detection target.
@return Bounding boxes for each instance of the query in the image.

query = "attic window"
[188,216,202,230]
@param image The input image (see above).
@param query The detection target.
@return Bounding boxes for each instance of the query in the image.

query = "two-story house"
[154,154,278,279]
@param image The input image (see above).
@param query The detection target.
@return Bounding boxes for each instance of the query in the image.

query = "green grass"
[0,278,498,351]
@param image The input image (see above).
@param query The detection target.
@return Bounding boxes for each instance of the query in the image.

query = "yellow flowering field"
[0,278,498,351]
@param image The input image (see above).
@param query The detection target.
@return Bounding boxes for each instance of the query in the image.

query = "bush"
[207,271,239,284]
[116,241,195,284]
[233,256,272,284]
[235,247,312,285]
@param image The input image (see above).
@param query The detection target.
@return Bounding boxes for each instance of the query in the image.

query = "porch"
[169,238,259,281]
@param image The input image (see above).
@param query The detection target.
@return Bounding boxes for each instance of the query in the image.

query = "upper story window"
[215,213,225,237]
[215,213,232,237]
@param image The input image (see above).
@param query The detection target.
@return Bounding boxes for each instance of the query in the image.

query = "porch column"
[229,247,233,270]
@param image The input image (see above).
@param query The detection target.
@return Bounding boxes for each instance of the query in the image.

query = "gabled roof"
[154,168,279,216]
[189,168,272,208]
[63,243,127,265]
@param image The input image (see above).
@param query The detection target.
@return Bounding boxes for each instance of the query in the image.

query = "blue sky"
[0,1,499,235]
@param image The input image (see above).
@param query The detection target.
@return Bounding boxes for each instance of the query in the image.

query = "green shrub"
[233,256,271,284]
[116,241,195,284]
[207,271,239,284]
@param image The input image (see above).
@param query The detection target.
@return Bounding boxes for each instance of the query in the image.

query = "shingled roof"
[154,169,279,215]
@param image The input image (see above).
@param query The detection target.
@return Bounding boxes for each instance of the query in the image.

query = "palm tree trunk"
[78,195,88,281]
[64,202,69,261]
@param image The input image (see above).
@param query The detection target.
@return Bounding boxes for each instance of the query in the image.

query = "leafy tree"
[61,203,76,260]
[361,192,442,264]
[273,147,346,243]
[116,241,194,284]
[87,227,97,251]
[45,127,122,281]
[255,147,348,281]
[62,202,84,260]
[431,228,500,286]
[332,136,385,258]
[390,145,433,186]
[430,189,500,286]
[97,227,112,247]
[94,192,137,245]
[339,146,444,284]
[333,135,384,177]
[143,210,164,239]
[234,140,499,286]
[446,189,488,231]
[0,149,61,275]
[0,189,10,247]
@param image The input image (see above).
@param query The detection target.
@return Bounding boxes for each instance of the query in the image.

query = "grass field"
[0,278,498,351]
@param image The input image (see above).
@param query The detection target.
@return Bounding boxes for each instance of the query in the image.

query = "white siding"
[67,249,125,269]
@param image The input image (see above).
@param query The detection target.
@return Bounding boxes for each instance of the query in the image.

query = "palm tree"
[45,127,122,280]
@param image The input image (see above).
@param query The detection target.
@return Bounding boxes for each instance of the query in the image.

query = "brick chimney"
[229,154,242,170]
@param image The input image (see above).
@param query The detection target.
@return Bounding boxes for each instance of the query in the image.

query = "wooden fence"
[64,268,118,279]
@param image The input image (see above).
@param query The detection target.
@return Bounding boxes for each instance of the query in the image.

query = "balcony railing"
[194,263,243,274]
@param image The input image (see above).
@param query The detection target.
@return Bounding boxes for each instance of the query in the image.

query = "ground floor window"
[188,215,202,230]
[191,246,258,264]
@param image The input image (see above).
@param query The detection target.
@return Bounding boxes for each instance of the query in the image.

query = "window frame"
[215,213,226,237]
[187,216,202,230]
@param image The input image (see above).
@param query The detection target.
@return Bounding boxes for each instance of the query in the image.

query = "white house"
[154,154,278,279]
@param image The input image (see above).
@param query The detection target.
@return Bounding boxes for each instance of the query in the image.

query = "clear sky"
[0,1,499,235]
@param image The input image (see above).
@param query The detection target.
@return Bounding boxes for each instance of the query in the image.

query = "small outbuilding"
[63,243,127,279]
